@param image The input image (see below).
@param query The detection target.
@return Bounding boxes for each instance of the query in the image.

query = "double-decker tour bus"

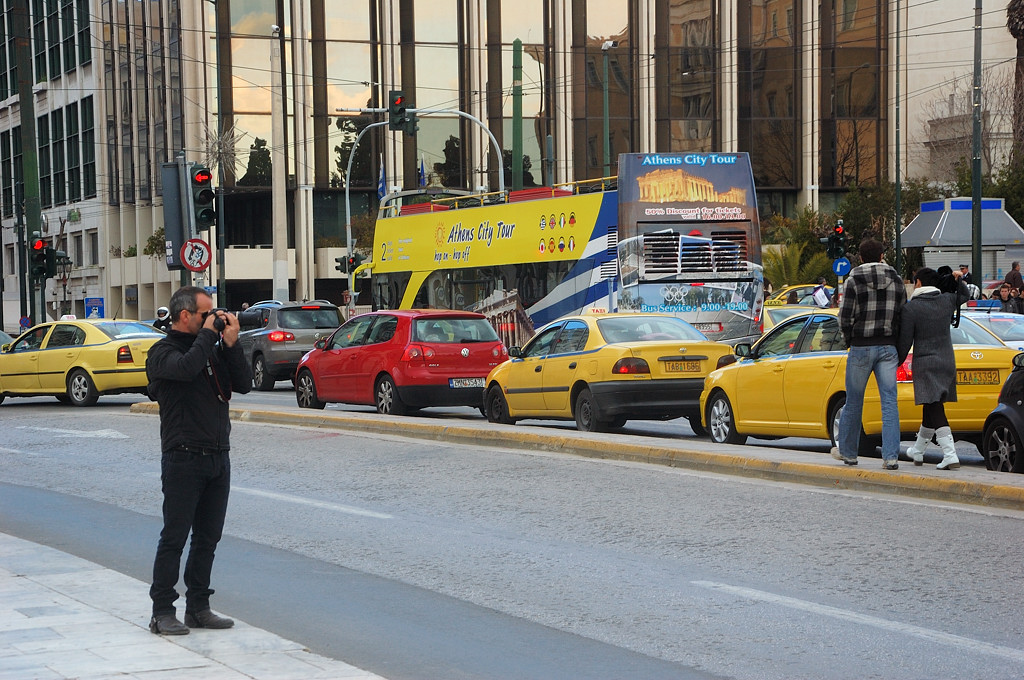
[362,152,763,347]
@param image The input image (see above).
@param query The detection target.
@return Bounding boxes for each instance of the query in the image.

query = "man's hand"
[219,311,241,347]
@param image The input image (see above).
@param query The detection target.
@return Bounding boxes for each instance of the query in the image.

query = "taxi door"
[503,323,562,415]
[541,320,590,413]
[782,315,847,434]
[37,323,86,392]
[732,318,807,432]
[0,326,51,393]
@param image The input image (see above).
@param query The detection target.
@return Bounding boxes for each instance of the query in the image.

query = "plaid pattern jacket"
[839,262,906,346]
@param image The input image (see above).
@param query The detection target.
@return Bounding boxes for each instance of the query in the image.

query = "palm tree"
[1008,0,1024,160]
[762,243,833,291]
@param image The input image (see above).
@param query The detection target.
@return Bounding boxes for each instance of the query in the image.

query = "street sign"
[19,316,31,330]
[832,257,852,277]
[84,297,104,319]
[181,238,213,272]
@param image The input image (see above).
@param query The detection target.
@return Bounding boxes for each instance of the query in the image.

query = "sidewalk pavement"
[0,532,385,680]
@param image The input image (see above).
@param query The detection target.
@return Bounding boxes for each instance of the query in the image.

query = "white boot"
[934,426,960,470]
[906,426,934,466]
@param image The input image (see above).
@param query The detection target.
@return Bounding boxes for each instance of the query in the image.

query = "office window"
[82,95,96,198]
[87,230,97,265]
[33,0,46,81]
[52,109,66,205]
[77,0,90,64]
[47,0,61,79]
[38,114,51,208]
[73,233,82,266]
[61,0,74,72]
[1,130,11,218]
[66,102,80,201]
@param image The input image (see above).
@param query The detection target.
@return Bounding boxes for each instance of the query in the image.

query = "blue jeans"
[839,344,900,462]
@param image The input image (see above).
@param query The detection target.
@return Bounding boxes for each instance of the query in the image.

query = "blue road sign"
[832,257,852,277]
[84,297,104,319]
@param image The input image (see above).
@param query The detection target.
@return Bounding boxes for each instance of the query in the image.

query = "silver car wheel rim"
[378,381,393,413]
[70,375,87,402]
[297,376,312,406]
[709,398,730,442]
[254,359,264,385]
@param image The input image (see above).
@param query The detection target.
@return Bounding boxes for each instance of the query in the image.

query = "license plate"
[664,360,701,373]
[692,323,719,331]
[449,377,485,388]
[957,369,1000,385]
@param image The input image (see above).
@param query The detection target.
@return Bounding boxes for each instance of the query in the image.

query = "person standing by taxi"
[898,267,969,470]
[834,239,906,469]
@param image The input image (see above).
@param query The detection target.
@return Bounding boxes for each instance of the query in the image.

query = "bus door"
[504,322,563,413]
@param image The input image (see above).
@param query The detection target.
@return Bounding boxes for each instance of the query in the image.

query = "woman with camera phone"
[897,267,969,470]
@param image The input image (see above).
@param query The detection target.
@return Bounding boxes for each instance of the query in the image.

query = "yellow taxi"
[761,304,816,332]
[763,283,833,307]
[700,308,1018,452]
[0,318,163,406]
[484,313,735,433]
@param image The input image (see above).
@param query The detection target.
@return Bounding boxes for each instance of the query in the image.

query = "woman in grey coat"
[897,267,968,470]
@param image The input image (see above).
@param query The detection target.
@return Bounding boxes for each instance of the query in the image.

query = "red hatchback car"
[295,309,507,414]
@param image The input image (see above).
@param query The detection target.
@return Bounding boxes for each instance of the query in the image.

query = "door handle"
[568,362,577,369]
[534,365,542,372]
[773,365,784,372]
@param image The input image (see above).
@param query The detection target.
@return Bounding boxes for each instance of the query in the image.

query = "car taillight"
[612,357,650,374]
[267,331,295,342]
[897,354,913,382]
[492,344,508,358]
[402,344,435,362]
[117,345,133,363]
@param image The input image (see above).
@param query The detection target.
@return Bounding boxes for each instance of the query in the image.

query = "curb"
[129,402,1024,511]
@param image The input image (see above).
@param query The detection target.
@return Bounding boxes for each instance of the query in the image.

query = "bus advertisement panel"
[371,190,618,347]
[616,152,764,341]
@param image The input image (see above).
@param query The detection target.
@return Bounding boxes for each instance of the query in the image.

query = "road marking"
[16,426,130,439]
[0,446,34,456]
[232,485,393,519]
[692,580,1024,662]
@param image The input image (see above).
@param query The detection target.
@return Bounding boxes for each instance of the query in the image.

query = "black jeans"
[150,448,231,616]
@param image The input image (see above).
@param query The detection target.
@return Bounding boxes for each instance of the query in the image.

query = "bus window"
[372,272,412,310]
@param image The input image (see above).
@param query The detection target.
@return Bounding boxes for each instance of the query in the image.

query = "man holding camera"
[146,286,252,635]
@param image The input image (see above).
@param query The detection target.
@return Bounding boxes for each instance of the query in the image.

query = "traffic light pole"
[343,120,388,317]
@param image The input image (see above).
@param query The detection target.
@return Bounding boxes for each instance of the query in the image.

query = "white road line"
[15,426,130,439]
[232,485,393,519]
[692,580,1024,662]
[0,446,34,455]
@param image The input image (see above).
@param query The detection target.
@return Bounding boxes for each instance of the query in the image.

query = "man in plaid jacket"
[834,238,907,469]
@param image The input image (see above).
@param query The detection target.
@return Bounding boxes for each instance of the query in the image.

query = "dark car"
[237,300,344,390]
[980,351,1024,473]
[295,309,506,414]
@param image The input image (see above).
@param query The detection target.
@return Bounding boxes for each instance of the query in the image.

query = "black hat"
[959,264,968,268]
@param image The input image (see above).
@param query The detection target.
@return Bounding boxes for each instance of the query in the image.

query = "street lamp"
[601,40,618,178]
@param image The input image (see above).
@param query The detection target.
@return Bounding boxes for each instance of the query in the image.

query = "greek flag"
[418,156,426,187]
[377,159,386,200]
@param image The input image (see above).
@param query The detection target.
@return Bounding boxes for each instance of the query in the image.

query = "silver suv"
[237,300,344,390]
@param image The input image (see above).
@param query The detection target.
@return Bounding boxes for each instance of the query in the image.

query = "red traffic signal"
[833,224,844,236]
[31,238,46,251]
[192,168,213,185]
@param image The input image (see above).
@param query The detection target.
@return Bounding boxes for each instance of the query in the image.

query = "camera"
[203,308,228,332]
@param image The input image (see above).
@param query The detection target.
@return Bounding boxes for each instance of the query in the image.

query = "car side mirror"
[508,346,522,358]
[1014,351,1024,369]
[0,343,8,352]
[315,339,326,350]
[733,343,752,358]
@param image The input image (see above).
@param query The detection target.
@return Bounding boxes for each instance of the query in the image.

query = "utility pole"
[270,24,289,303]
[12,0,42,325]
[971,0,983,282]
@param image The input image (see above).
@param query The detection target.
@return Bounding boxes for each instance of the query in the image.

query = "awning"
[900,197,1024,248]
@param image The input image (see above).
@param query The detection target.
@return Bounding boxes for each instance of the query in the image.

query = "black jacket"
[146,328,252,453]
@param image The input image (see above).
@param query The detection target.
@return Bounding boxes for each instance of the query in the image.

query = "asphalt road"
[1,397,1021,679]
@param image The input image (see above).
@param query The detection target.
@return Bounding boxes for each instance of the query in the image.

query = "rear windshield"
[596,315,707,343]
[413,317,499,343]
[277,307,344,329]
[95,322,164,339]
[972,315,1024,341]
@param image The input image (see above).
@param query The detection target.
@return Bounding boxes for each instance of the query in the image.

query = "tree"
[236,138,272,187]
[762,243,833,290]
[331,115,374,189]
[1008,0,1024,161]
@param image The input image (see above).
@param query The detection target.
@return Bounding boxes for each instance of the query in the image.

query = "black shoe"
[882,460,899,470]
[184,608,234,629]
[150,614,189,635]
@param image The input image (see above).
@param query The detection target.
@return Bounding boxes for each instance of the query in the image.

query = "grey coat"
[896,287,958,404]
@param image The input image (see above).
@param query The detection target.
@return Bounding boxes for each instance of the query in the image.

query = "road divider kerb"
[128,403,1024,510]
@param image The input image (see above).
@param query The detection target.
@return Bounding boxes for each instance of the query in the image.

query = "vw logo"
[971,351,983,360]
[461,347,470,357]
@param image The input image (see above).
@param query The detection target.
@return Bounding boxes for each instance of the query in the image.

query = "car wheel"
[375,375,407,416]
[295,370,326,410]
[829,396,877,457]
[252,355,275,391]
[687,413,707,437]
[574,388,608,432]
[485,385,516,425]
[67,369,99,407]
[982,417,1022,472]
[706,391,746,445]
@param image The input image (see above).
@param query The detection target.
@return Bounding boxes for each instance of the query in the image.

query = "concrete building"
[0,0,1017,333]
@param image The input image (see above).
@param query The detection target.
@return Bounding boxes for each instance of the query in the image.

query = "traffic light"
[45,247,57,277]
[189,165,217,232]
[388,90,407,131]
[335,255,347,273]
[30,237,47,279]
[348,252,365,271]
[832,220,846,258]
